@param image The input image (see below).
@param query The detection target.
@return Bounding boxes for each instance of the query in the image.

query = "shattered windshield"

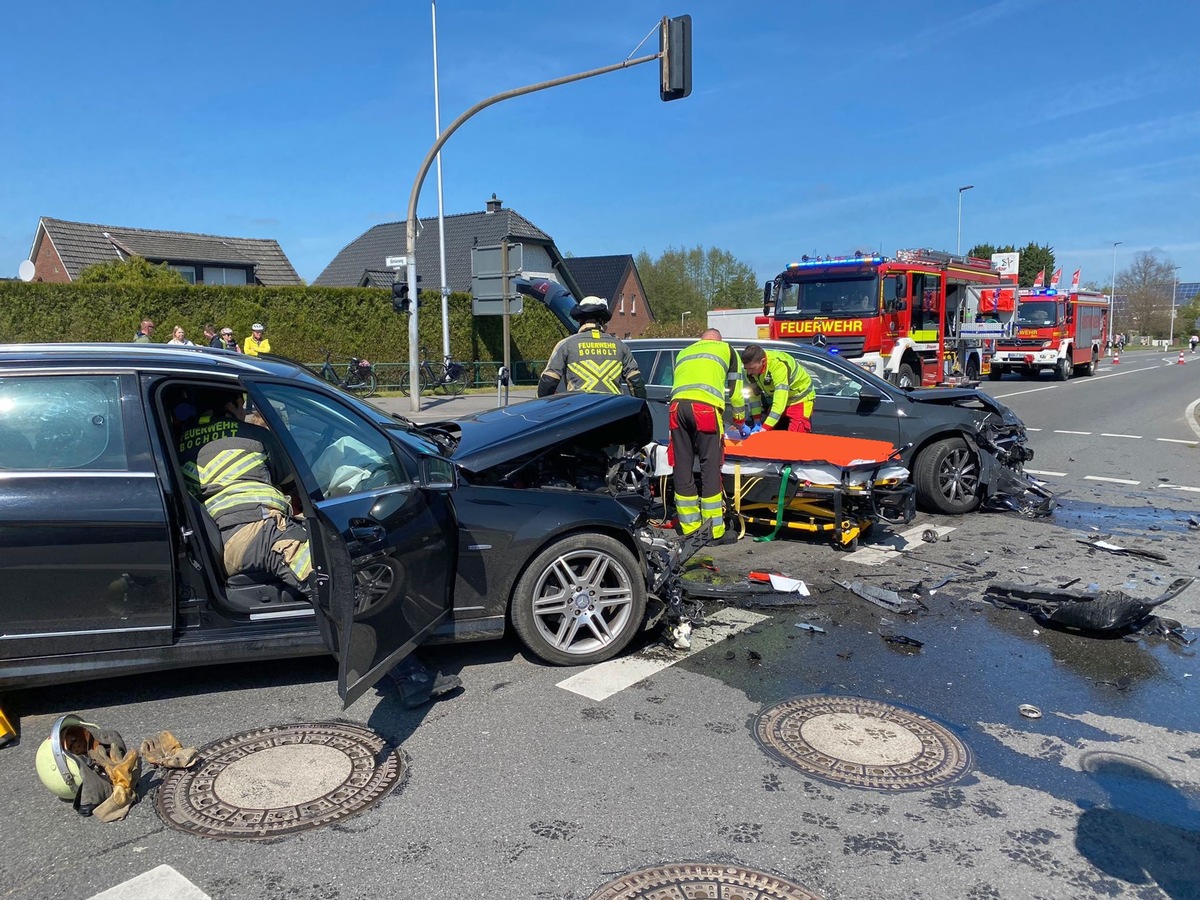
[1016,300,1061,328]
[778,276,879,317]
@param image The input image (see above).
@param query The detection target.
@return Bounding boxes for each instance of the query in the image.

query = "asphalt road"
[2,358,1198,900]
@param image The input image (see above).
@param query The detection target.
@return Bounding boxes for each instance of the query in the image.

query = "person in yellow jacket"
[243,323,271,356]
[740,344,816,432]
[669,328,746,546]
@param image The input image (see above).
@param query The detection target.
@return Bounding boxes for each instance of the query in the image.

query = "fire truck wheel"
[965,358,980,381]
[1081,349,1098,376]
[897,363,919,389]
[914,437,981,515]
[987,366,1003,381]
[1055,356,1073,381]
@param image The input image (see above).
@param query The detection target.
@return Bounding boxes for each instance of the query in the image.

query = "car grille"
[817,336,865,357]
[998,339,1047,349]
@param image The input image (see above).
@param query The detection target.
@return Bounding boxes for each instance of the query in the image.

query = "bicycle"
[400,345,468,396]
[319,348,378,397]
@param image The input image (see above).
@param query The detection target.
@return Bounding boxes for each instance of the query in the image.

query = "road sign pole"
[501,239,511,404]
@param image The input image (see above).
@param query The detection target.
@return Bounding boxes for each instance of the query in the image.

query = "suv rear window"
[0,376,127,470]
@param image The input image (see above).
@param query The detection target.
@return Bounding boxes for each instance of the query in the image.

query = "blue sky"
[2,0,1197,289]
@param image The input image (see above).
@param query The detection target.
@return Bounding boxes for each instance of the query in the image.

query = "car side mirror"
[420,456,457,491]
[858,386,885,406]
[762,281,772,316]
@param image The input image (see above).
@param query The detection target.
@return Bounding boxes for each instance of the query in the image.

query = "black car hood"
[905,387,1010,417]
[434,393,653,473]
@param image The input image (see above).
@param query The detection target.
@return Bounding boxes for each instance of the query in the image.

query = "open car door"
[249,381,457,707]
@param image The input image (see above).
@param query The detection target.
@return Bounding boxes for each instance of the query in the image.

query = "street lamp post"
[1169,266,1181,348]
[1109,241,1122,337]
[956,185,974,255]
[681,310,692,331]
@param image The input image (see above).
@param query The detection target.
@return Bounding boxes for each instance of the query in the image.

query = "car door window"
[253,383,408,499]
[0,375,127,470]
[792,354,865,399]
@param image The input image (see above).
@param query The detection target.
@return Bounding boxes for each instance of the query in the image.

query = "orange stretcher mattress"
[724,431,899,468]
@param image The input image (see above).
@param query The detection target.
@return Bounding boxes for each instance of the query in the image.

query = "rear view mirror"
[420,456,457,491]
[762,281,773,316]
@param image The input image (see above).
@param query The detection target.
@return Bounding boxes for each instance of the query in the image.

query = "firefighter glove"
[140,731,198,769]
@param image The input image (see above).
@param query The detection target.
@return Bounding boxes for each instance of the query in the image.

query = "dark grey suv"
[627,338,1044,515]
[0,344,659,710]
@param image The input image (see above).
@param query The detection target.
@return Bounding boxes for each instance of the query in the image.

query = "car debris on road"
[983,576,1195,637]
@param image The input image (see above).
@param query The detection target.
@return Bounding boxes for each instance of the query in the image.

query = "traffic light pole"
[402,52,660,411]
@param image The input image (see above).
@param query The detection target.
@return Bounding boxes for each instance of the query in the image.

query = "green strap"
[753,464,791,543]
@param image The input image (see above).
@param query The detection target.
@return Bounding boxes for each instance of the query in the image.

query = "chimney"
[485,193,503,214]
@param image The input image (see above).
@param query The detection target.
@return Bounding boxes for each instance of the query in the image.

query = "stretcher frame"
[723,445,915,550]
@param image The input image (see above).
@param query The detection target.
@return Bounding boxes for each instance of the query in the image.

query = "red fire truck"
[989,288,1108,380]
[745,249,1005,387]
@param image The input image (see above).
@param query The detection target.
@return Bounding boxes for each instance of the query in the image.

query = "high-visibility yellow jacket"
[670,340,746,419]
[244,335,271,356]
[748,350,815,428]
[179,414,289,527]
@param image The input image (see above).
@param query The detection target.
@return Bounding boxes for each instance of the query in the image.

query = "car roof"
[625,337,826,355]
[0,343,308,379]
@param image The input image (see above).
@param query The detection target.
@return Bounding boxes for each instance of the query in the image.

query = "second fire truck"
[988,287,1108,380]
[745,249,1008,387]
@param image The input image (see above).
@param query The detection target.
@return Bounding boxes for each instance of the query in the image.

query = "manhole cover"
[753,695,972,792]
[156,721,406,840]
[587,863,822,899]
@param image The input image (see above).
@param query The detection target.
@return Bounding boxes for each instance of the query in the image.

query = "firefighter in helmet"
[538,296,647,398]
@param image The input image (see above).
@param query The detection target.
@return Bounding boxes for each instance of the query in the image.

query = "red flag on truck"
[1050,268,1063,288]
[1033,269,1045,287]
[1070,268,1080,291]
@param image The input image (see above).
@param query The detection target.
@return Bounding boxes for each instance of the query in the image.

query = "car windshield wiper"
[387,418,458,453]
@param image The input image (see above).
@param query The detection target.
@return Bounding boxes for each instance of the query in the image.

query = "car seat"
[188,495,308,614]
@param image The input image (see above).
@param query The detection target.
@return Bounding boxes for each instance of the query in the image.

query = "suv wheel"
[512,534,647,666]
[914,437,981,514]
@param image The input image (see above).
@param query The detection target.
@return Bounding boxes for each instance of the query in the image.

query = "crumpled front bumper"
[968,420,1055,516]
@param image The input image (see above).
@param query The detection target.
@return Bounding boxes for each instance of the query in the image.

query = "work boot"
[140,731,198,769]
[393,670,463,709]
[708,531,739,547]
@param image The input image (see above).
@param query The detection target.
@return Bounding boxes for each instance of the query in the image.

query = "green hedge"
[0,283,567,369]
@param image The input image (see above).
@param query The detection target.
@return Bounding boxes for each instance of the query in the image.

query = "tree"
[1116,251,1178,337]
[636,245,760,335]
[966,241,1056,286]
[77,256,190,286]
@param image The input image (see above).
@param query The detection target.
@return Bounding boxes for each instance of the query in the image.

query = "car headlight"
[1041,341,1054,350]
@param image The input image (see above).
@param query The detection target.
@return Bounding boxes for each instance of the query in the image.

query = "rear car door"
[793,352,904,447]
[250,381,456,706]
[0,372,175,662]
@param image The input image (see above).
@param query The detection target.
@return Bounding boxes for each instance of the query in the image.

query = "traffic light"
[660,15,692,102]
[392,281,411,314]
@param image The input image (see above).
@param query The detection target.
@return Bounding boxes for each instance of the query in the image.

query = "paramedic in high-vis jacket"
[740,344,816,433]
[669,328,746,545]
[538,296,647,398]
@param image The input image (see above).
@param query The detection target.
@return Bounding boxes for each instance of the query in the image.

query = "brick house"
[25,217,302,285]
[562,254,655,338]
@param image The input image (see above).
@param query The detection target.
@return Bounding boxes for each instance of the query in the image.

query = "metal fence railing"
[311,360,547,391]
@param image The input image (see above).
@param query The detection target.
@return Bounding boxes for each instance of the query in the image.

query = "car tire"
[897,363,919,389]
[511,533,647,666]
[914,437,981,514]
[1055,356,1072,381]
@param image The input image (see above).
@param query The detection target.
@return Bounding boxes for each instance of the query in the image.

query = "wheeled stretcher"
[721,431,915,548]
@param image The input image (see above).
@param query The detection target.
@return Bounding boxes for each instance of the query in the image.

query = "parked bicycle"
[319,348,378,397]
[400,345,468,396]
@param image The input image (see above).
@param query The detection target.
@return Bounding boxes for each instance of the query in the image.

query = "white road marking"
[1083,475,1140,485]
[993,364,1159,398]
[556,607,768,701]
[88,866,210,900]
[1026,427,1043,431]
[842,524,956,566]
[1054,430,1092,435]
[1187,397,1200,441]
[1100,433,1142,439]
[993,385,1060,398]
[1025,469,1067,477]
[1158,483,1200,493]
[1157,437,1199,445]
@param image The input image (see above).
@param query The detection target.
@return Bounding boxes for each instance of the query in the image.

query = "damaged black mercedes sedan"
[0,345,662,708]
[627,338,1051,516]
